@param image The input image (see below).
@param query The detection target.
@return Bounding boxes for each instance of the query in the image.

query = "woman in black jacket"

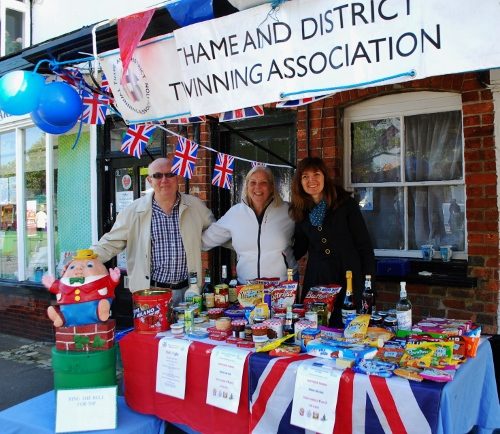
[290,157,375,327]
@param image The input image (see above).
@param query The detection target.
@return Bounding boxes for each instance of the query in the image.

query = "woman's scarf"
[309,199,327,226]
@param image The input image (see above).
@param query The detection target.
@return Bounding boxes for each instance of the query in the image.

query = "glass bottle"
[202,269,215,310]
[283,305,294,336]
[221,264,230,285]
[360,274,376,314]
[396,281,412,330]
[286,268,294,282]
[341,270,356,325]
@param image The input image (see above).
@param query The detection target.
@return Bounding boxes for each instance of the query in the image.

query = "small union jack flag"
[120,124,156,158]
[81,90,109,125]
[219,105,264,122]
[100,73,114,103]
[212,153,235,189]
[276,94,331,108]
[172,136,199,179]
[56,67,84,89]
[166,116,206,125]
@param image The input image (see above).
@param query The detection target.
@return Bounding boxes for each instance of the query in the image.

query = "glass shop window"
[344,92,466,258]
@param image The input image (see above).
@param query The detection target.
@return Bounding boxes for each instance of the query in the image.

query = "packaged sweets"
[271,282,298,311]
[237,284,264,308]
[420,367,455,382]
[303,284,342,322]
[394,366,424,382]
[374,347,405,364]
[344,314,370,339]
[353,359,396,378]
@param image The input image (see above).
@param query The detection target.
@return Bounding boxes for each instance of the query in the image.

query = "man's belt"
[150,279,188,290]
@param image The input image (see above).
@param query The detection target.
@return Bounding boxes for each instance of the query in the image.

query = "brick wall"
[0,285,55,341]
[295,72,499,334]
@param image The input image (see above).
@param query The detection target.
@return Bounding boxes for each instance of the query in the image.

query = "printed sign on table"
[291,359,343,434]
[156,337,192,399]
[206,346,250,413]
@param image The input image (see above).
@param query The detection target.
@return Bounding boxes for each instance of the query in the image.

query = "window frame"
[343,91,467,259]
[1,0,30,56]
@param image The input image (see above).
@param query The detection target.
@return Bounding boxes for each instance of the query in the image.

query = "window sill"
[375,258,477,288]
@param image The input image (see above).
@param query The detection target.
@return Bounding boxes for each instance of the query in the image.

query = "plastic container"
[132,289,172,333]
[51,345,116,389]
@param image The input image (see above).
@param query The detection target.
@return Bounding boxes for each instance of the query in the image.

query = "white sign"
[115,190,134,213]
[206,346,250,413]
[156,337,192,399]
[100,0,500,123]
[99,33,191,124]
[55,387,117,433]
[290,359,343,434]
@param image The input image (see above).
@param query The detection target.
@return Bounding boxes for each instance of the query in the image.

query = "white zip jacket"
[202,200,297,283]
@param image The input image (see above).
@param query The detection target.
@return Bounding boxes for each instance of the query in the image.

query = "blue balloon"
[30,109,77,134]
[0,71,45,115]
[36,82,83,127]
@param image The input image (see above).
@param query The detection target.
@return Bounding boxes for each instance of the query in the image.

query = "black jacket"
[294,195,375,327]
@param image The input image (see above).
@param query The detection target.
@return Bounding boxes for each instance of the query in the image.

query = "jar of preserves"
[304,310,318,328]
[383,316,398,334]
[207,308,225,325]
[214,284,229,308]
[312,302,328,326]
[251,324,269,343]
[369,314,383,327]
[231,319,246,339]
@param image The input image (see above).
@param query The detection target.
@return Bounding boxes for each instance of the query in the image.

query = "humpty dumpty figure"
[42,249,120,327]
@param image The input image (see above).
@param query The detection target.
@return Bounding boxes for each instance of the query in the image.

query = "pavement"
[0,333,54,411]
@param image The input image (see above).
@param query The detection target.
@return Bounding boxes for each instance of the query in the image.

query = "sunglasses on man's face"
[150,172,176,179]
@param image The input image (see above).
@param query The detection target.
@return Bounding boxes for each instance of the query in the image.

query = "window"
[344,92,466,258]
[1,0,30,56]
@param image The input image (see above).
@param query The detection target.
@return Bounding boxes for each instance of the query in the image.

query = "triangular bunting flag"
[166,116,206,125]
[276,94,331,108]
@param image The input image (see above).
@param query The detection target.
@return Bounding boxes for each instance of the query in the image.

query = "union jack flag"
[211,153,235,189]
[100,73,114,103]
[166,116,206,125]
[81,90,109,125]
[249,353,442,434]
[120,123,156,158]
[56,67,85,89]
[276,94,331,108]
[172,136,199,179]
[219,105,264,122]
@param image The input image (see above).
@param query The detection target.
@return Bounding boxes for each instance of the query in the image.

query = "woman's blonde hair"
[241,165,282,208]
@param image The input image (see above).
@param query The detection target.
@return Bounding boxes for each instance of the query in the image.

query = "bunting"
[100,73,114,103]
[276,94,331,108]
[172,136,199,179]
[81,90,109,125]
[212,153,235,189]
[166,116,206,125]
[120,123,156,158]
[219,105,264,122]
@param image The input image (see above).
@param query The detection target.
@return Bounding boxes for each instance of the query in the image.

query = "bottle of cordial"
[396,281,412,330]
[202,269,215,310]
[184,272,200,303]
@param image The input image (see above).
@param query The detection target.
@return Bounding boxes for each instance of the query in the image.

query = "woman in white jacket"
[202,166,297,283]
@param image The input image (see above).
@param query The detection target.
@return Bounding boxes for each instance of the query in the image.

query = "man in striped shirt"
[93,157,214,306]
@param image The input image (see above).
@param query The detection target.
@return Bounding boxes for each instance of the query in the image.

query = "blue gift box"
[376,258,410,276]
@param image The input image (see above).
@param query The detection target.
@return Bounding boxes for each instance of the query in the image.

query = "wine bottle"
[360,274,375,314]
[202,269,215,310]
[341,270,356,325]
[184,271,200,303]
[221,264,230,285]
[396,281,412,330]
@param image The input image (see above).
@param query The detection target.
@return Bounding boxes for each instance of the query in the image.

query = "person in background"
[290,157,375,327]
[202,165,297,284]
[92,157,214,306]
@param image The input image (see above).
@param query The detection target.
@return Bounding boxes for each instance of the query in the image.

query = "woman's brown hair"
[289,157,349,222]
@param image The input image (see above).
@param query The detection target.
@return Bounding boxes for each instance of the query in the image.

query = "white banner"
[99,34,191,124]
[99,0,500,122]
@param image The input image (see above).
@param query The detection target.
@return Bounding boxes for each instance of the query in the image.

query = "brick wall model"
[295,72,499,334]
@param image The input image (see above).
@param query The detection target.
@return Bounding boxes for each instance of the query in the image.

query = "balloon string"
[33,56,96,73]
[71,116,84,150]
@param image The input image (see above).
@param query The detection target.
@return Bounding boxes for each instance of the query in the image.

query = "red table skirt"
[120,332,250,434]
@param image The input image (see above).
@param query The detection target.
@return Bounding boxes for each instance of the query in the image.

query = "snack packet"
[344,314,370,339]
[237,284,264,308]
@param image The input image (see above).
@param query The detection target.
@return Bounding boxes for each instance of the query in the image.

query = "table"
[0,390,164,434]
[120,332,250,434]
[120,332,500,434]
